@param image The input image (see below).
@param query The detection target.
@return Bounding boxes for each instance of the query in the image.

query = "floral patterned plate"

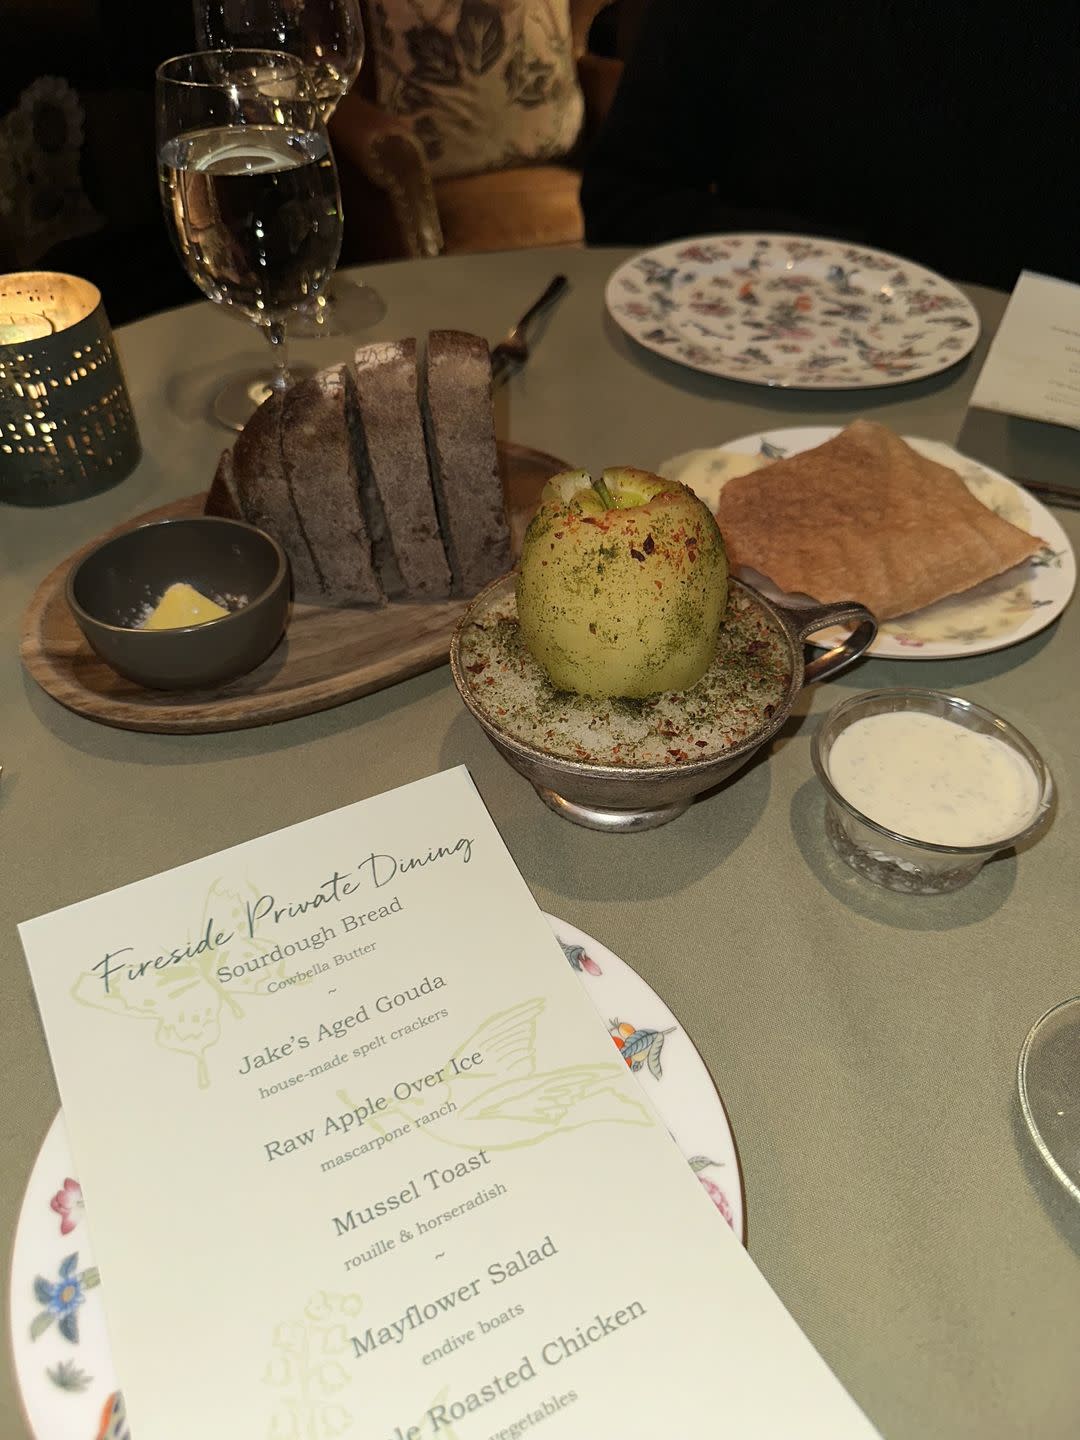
[605,234,980,389]
[8,914,743,1440]
[662,428,1076,661]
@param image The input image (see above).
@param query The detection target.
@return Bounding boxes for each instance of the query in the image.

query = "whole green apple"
[516,467,729,698]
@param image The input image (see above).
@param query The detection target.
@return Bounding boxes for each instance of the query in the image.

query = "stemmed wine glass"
[193,0,365,121]
[155,49,343,428]
[193,0,382,336]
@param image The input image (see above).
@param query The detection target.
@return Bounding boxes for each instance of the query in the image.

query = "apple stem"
[591,475,616,510]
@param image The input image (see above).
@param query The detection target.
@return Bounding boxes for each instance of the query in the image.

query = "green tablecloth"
[2,247,1078,1439]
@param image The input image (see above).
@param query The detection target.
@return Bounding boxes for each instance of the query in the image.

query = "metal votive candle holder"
[0,271,140,505]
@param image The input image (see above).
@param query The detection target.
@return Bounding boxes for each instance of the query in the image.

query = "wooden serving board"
[20,441,564,734]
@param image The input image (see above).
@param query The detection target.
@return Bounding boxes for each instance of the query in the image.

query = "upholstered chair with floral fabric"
[0,78,102,273]
[329,0,620,260]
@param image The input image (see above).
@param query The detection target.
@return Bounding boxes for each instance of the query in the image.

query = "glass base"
[288,276,386,339]
[1019,996,1080,1204]
[824,804,985,894]
[211,364,318,431]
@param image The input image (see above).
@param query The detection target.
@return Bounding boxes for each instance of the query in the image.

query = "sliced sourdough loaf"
[206,448,243,520]
[280,365,384,607]
[229,390,323,601]
[352,340,451,601]
[420,330,511,596]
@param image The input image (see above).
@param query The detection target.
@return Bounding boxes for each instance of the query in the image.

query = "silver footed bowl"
[450,575,877,832]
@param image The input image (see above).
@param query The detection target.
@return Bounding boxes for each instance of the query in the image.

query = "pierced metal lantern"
[0,272,141,506]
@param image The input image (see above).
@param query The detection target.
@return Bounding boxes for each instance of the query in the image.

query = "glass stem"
[264,319,291,394]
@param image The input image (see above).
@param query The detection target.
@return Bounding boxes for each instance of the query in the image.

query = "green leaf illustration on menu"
[68,877,307,1089]
[341,998,652,1153]
[263,1290,363,1440]
[262,1291,468,1440]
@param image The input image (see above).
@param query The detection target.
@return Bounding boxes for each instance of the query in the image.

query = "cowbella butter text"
[88,838,474,995]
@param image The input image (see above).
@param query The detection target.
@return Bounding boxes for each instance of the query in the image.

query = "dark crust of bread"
[420,331,510,597]
[352,339,451,602]
[281,366,384,607]
[205,448,243,520]
[231,390,323,600]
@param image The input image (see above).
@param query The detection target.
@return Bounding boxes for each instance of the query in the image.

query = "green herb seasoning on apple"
[516,467,730,698]
[462,465,791,767]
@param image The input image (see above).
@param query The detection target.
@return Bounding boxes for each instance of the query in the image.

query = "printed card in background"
[970,271,1080,432]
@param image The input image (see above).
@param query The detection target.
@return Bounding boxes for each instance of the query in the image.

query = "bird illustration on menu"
[338,997,652,1154]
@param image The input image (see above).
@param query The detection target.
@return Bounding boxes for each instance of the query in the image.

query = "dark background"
[0,0,633,324]
[1,0,199,320]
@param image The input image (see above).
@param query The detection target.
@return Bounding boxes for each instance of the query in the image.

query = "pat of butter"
[142,583,229,630]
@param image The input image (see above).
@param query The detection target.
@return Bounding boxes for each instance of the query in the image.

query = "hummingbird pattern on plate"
[609,1017,676,1079]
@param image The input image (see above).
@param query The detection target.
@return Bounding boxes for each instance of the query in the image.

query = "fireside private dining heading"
[86,836,475,995]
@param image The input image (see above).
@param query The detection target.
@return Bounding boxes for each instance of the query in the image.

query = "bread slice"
[230,390,322,600]
[280,365,384,607]
[352,340,451,601]
[205,448,243,520]
[420,330,511,596]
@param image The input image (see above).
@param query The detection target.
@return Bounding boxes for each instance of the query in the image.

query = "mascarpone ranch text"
[258,1020,478,1163]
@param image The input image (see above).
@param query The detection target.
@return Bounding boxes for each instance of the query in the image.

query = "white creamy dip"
[826,711,1040,847]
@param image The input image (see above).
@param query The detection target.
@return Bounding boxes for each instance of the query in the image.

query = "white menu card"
[20,768,879,1439]
[970,270,1080,431]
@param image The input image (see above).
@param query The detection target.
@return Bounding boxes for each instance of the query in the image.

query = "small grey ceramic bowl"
[66,516,290,690]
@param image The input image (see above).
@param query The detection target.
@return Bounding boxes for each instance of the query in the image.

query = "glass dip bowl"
[811,688,1054,894]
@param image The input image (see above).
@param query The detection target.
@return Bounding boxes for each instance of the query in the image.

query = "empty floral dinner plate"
[606,234,980,389]
[9,915,743,1440]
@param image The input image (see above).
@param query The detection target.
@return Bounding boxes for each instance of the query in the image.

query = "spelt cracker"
[715,421,1041,620]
